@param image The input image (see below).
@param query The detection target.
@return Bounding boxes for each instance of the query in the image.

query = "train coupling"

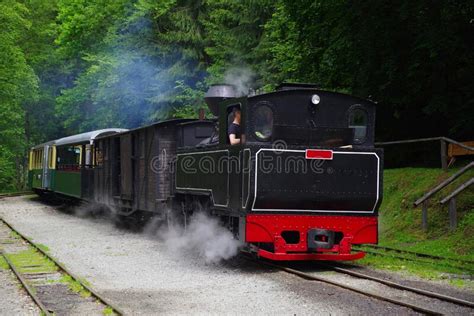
[307,228,335,250]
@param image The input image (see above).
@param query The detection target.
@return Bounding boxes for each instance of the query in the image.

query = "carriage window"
[349,107,368,144]
[48,148,55,169]
[33,149,43,169]
[31,149,43,169]
[56,146,82,170]
[253,105,273,141]
[32,151,37,169]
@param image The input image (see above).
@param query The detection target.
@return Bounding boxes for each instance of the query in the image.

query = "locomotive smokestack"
[204,84,239,116]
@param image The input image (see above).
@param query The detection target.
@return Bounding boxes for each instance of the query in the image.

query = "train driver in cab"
[228,106,241,145]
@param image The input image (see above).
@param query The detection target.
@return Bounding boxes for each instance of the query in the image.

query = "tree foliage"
[260,0,474,139]
[0,1,39,191]
[0,0,472,191]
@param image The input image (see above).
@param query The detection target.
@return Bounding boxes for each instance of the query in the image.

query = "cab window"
[348,106,368,144]
[227,104,242,145]
[253,103,273,141]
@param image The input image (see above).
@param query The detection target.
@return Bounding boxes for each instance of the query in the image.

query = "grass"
[1,219,102,308]
[357,165,474,288]
[60,275,91,298]
[6,249,57,274]
[4,239,95,302]
[78,276,92,287]
[0,255,8,270]
[102,306,115,315]
[378,167,474,258]
[359,253,473,290]
[36,243,50,253]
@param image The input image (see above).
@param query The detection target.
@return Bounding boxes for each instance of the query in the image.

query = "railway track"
[244,254,474,315]
[358,244,474,265]
[354,245,474,273]
[0,217,123,315]
[0,191,34,199]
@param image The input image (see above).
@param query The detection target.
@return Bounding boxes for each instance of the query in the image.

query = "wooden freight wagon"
[92,119,214,216]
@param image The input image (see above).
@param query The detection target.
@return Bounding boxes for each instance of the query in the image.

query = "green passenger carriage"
[28,129,127,198]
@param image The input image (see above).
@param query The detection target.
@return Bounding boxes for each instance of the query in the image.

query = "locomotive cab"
[174,83,383,261]
[206,83,376,151]
[236,84,374,148]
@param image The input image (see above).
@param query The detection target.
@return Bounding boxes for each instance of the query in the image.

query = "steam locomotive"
[29,83,383,261]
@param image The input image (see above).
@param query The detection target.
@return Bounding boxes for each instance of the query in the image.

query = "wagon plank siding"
[120,134,133,200]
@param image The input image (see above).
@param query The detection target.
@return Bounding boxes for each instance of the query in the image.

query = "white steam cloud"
[151,212,241,263]
[223,67,255,96]
[70,203,242,263]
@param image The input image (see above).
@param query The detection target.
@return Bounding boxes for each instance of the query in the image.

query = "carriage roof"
[54,128,128,147]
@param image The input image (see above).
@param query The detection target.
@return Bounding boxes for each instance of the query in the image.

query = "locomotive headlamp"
[311,94,320,105]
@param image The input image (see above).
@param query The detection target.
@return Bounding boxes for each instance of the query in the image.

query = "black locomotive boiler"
[29,83,383,261]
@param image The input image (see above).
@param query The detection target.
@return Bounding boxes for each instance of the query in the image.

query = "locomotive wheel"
[166,195,211,231]
[112,208,147,232]
[196,197,211,214]
[113,213,136,230]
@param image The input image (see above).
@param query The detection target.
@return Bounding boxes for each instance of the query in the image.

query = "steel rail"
[0,217,124,316]
[243,255,443,315]
[357,248,474,273]
[0,191,34,198]
[0,250,52,316]
[323,264,474,308]
[267,261,442,314]
[357,244,474,264]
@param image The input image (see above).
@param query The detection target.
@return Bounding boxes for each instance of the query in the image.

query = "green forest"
[0,0,473,192]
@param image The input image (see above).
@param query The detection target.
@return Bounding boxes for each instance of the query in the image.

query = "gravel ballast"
[0,268,41,316]
[0,196,468,315]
